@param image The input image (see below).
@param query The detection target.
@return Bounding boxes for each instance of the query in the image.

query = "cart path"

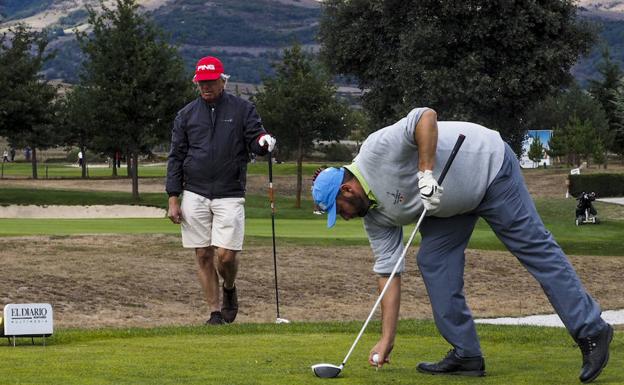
[476,309,624,327]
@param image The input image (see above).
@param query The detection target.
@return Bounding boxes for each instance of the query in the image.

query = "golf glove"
[259,134,276,152]
[418,170,443,211]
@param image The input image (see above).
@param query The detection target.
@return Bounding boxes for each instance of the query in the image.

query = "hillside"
[1,0,623,86]
[0,0,321,84]
[574,1,624,85]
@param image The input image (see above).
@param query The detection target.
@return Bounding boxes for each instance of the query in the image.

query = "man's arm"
[166,113,188,224]
[363,219,404,367]
[414,108,438,172]
[369,276,400,367]
[414,109,442,212]
[243,102,271,155]
[168,196,182,224]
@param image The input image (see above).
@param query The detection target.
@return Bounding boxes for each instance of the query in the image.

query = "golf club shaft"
[268,153,281,319]
[340,208,426,366]
[340,134,466,367]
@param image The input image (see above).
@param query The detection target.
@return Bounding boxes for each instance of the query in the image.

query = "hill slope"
[1,0,321,84]
[2,0,623,87]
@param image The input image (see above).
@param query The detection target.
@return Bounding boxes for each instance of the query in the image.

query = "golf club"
[311,134,466,378]
[268,152,290,324]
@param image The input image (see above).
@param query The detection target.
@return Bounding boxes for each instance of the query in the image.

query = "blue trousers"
[417,144,606,357]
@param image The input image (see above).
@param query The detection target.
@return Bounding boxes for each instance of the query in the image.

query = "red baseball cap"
[193,56,224,82]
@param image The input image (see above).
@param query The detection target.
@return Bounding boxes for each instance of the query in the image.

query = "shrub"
[569,173,624,197]
[323,143,354,162]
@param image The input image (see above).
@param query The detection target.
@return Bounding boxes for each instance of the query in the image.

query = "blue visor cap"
[312,167,344,228]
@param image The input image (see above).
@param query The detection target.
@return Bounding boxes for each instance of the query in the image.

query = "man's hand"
[259,134,276,152]
[417,170,443,211]
[168,196,183,224]
[369,342,393,368]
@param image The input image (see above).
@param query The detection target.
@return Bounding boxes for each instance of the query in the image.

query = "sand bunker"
[0,205,166,219]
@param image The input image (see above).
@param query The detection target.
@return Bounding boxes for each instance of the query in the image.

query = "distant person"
[312,107,612,383]
[166,56,276,325]
[115,150,121,168]
[9,148,15,162]
[78,150,84,167]
[2,150,9,163]
[24,147,31,162]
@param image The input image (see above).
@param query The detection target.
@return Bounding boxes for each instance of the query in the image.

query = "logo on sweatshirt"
[386,190,404,205]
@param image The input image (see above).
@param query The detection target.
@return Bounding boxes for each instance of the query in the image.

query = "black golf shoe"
[221,285,238,323]
[417,349,486,377]
[578,324,613,383]
[206,311,225,325]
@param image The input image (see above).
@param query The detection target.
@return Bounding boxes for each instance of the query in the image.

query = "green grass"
[247,161,344,176]
[0,188,167,208]
[0,320,621,384]
[0,162,167,178]
[1,189,623,255]
[0,160,342,179]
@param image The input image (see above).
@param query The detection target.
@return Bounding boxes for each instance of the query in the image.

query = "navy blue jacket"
[166,92,269,199]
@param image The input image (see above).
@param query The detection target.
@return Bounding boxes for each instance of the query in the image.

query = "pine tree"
[74,0,191,198]
[253,43,351,208]
[0,23,59,179]
[527,136,545,167]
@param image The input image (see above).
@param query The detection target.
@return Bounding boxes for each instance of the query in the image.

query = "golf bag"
[575,191,598,226]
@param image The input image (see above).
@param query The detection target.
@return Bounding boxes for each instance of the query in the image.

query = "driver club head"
[311,363,343,378]
[275,317,290,324]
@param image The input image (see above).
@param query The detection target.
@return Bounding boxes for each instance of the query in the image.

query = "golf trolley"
[575,191,599,226]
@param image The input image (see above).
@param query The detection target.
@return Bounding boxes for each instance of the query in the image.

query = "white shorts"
[180,190,245,250]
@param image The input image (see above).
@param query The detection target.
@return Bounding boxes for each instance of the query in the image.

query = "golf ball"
[372,353,380,364]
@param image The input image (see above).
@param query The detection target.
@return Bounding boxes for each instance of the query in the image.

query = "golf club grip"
[436,134,465,185]
[268,151,273,183]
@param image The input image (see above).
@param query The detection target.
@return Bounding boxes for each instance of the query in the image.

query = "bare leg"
[216,247,239,289]
[195,247,220,312]
[217,247,239,323]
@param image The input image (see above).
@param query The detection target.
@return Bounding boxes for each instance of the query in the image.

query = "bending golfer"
[166,56,276,325]
[312,107,612,383]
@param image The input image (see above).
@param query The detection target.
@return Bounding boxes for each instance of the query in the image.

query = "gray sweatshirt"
[354,108,505,274]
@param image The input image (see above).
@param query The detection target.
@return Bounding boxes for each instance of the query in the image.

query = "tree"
[319,0,596,153]
[570,118,601,167]
[552,117,604,167]
[612,78,624,162]
[57,85,100,178]
[253,43,351,208]
[0,23,59,179]
[347,108,373,150]
[527,135,544,167]
[546,127,568,164]
[588,48,624,159]
[76,0,191,199]
[528,84,610,166]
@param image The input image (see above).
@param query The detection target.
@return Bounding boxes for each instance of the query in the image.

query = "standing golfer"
[312,107,612,383]
[166,56,276,325]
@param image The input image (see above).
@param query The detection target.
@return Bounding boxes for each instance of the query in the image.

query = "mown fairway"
[0,160,339,179]
[0,321,622,385]
[1,188,623,254]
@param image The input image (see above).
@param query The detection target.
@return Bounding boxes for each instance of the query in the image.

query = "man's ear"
[339,182,355,196]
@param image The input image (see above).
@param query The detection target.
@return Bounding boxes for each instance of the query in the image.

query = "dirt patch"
[0,234,622,329]
[0,174,317,205]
